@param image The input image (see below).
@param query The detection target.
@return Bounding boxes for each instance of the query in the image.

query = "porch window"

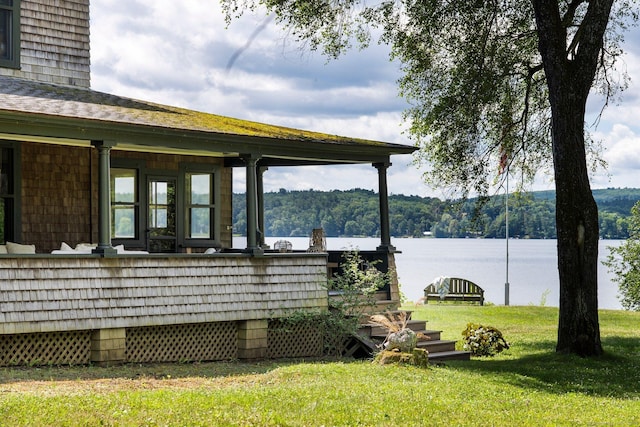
[0,145,15,243]
[0,0,20,68]
[111,168,138,239]
[110,162,219,252]
[185,172,214,239]
[148,177,177,252]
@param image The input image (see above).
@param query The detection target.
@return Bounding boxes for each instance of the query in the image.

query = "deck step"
[417,330,441,341]
[355,309,470,363]
[371,329,441,341]
[371,309,413,320]
[366,319,428,336]
[417,339,457,353]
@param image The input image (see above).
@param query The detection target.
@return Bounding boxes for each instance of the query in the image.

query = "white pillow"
[0,245,7,254]
[60,242,74,251]
[6,241,36,254]
[75,243,97,251]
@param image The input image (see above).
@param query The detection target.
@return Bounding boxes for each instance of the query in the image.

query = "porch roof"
[0,76,415,165]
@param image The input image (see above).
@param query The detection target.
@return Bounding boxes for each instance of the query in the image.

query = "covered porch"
[0,76,415,365]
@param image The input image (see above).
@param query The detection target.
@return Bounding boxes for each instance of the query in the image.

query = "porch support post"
[243,154,263,255]
[373,161,396,252]
[257,166,268,248]
[92,140,117,255]
[91,328,126,366]
[237,319,268,359]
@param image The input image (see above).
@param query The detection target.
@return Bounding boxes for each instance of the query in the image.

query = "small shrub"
[328,249,390,297]
[295,250,395,356]
[604,201,640,311]
[462,323,510,357]
[322,250,394,355]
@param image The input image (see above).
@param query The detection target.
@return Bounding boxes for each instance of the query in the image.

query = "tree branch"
[573,0,615,92]
[561,0,586,27]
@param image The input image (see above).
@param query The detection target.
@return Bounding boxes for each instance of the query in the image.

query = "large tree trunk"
[532,0,611,356]
[551,96,602,356]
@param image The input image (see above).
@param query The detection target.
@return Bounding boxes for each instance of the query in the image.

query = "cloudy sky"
[89,0,640,198]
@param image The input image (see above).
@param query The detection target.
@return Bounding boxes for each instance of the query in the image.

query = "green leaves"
[220,0,636,201]
[604,201,640,311]
[394,1,553,198]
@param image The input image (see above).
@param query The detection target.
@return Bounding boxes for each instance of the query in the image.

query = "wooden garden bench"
[424,277,484,305]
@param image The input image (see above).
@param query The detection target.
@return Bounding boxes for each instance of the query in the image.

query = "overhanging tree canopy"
[222,0,638,356]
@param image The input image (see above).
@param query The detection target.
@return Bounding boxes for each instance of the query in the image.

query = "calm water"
[256,237,624,310]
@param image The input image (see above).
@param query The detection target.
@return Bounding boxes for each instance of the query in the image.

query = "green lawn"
[1,306,639,426]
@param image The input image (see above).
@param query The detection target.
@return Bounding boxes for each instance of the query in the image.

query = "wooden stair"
[355,311,471,362]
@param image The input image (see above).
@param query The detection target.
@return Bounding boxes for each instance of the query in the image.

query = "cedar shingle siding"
[0,0,90,86]
[21,142,97,252]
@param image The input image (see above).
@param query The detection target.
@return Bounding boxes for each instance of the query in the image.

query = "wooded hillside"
[232,188,640,239]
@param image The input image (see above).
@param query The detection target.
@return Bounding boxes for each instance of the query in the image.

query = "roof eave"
[0,110,417,165]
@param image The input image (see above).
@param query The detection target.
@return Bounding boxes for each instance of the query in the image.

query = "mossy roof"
[0,76,415,165]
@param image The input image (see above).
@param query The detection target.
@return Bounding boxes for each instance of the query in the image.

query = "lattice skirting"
[126,322,238,363]
[0,320,323,366]
[0,330,92,366]
[267,319,323,358]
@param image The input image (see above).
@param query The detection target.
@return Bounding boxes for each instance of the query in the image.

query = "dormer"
[0,0,90,87]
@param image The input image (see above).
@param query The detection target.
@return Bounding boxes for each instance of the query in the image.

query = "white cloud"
[589,124,640,189]
[602,124,640,169]
[90,1,640,198]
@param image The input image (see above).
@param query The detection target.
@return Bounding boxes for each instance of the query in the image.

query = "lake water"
[255,237,624,310]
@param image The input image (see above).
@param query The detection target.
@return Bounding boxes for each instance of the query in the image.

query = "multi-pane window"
[186,172,215,239]
[111,168,138,239]
[0,146,15,243]
[110,165,218,252]
[148,178,177,252]
[0,0,19,67]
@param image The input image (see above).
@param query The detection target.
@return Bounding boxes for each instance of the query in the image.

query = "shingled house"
[0,0,415,365]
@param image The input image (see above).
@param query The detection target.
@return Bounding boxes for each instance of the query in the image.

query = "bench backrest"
[424,277,484,295]
[448,278,483,295]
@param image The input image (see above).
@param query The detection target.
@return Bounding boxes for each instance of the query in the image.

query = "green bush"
[604,201,640,311]
[275,250,392,357]
[327,249,390,296]
[462,323,510,356]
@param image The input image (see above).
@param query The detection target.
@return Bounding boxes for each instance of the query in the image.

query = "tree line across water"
[232,188,640,239]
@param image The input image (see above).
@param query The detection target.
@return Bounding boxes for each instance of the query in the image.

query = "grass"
[1,305,639,426]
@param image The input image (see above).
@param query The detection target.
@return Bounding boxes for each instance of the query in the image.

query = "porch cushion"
[0,245,7,254]
[75,243,97,251]
[6,241,36,254]
[51,242,87,254]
